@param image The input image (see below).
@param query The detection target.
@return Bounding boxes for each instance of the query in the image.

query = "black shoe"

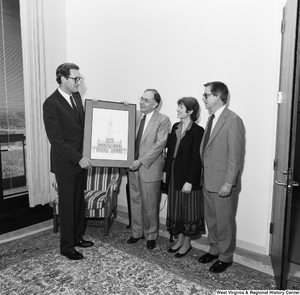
[75,239,94,248]
[147,240,156,249]
[209,260,232,273]
[127,236,145,244]
[174,246,192,258]
[167,245,182,253]
[61,250,83,260]
[198,252,219,264]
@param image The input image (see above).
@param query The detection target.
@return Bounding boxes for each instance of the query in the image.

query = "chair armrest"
[104,170,121,200]
[108,169,121,191]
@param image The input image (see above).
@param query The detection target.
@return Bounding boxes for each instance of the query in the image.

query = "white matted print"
[91,108,128,161]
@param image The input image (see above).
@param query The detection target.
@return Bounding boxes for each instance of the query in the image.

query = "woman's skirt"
[166,161,205,236]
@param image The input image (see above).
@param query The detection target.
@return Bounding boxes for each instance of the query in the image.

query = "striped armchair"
[53,167,121,235]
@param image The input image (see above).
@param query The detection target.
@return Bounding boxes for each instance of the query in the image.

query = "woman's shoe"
[167,245,182,253]
[174,246,192,258]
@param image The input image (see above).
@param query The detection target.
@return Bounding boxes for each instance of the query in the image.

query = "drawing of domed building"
[92,117,126,154]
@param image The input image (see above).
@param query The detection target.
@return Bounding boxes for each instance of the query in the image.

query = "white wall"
[42,0,68,200]
[43,0,285,254]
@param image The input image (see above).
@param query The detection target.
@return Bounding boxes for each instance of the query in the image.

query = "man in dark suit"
[198,81,245,273]
[127,89,171,250]
[43,63,94,260]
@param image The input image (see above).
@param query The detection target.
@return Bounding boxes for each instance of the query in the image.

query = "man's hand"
[129,160,142,171]
[219,183,233,198]
[79,157,92,169]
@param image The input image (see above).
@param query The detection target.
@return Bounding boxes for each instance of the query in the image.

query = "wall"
[42,0,68,200]
[43,0,285,254]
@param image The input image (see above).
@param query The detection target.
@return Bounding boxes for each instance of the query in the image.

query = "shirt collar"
[142,110,155,121]
[213,105,226,122]
[58,86,71,100]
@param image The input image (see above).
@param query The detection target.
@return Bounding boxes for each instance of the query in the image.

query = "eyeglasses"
[203,93,212,99]
[68,76,83,84]
[138,97,152,104]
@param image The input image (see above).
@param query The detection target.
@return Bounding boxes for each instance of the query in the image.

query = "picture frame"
[83,99,136,167]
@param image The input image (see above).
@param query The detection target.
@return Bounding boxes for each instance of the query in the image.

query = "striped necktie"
[70,95,78,113]
[135,115,146,160]
[202,114,215,152]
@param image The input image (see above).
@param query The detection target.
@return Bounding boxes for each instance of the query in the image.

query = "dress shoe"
[127,236,145,244]
[174,246,192,258]
[167,245,182,253]
[61,250,83,260]
[198,252,219,264]
[147,240,156,249]
[209,260,232,273]
[75,239,94,248]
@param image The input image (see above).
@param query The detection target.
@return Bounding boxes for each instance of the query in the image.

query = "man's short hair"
[144,89,161,108]
[204,81,229,104]
[56,62,80,84]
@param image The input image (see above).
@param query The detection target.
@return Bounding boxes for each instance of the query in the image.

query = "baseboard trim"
[236,239,267,255]
[117,206,268,255]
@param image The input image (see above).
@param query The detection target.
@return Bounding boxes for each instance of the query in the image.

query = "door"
[270,0,299,289]
[288,105,300,264]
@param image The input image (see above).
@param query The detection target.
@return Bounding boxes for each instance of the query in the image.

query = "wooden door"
[270,0,298,289]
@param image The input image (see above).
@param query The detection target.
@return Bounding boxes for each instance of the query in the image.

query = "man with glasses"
[127,89,171,250]
[198,81,245,273]
[43,63,94,260]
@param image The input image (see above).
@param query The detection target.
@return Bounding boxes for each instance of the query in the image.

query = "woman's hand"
[181,182,192,194]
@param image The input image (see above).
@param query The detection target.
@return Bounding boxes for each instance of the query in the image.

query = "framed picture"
[83,99,136,167]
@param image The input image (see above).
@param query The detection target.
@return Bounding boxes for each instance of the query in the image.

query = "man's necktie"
[135,114,146,160]
[202,114,215,153]
[70,95,78,113]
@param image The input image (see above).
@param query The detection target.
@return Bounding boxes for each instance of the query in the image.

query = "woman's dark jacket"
[163,122,204,191]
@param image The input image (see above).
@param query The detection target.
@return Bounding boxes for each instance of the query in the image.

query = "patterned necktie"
[70,95,78,113]
[135,115,146,160]
[202,114,215,153]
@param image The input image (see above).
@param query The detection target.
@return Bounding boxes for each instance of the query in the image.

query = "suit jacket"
[136,110,170,182]
[164,122,204,190]
[43,89,85,176]
[200,107,245,192]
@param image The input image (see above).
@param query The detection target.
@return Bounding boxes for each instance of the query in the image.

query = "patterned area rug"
[0,220,299,294]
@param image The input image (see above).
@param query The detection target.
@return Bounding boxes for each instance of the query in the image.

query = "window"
[0,0,27,199]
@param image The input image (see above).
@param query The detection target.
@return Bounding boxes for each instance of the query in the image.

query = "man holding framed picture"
[127,89,171,250]
[43,63,94,260]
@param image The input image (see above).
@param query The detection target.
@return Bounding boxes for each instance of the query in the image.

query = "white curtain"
[19,0,52,206]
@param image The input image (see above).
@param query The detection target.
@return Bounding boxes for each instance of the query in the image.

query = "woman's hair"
[177,96,200,121]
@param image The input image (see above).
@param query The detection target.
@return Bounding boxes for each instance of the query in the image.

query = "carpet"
[0,220,299,294]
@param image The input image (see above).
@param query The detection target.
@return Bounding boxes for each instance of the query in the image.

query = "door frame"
[270,0,300,289]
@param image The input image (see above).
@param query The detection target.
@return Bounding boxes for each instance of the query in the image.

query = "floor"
[1,211,300,280]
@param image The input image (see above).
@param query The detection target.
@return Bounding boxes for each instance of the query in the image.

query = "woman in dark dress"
[163,96,205,257]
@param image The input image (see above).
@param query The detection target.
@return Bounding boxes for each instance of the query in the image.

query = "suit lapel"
[141,110,158,143]
[206,108,228,149]
[57,91,82,123]
[176,124,191,156]
[73,93,84,125]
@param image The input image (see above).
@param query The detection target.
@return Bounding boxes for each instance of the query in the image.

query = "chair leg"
[104,216,110,236]
[53,214,58,233]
